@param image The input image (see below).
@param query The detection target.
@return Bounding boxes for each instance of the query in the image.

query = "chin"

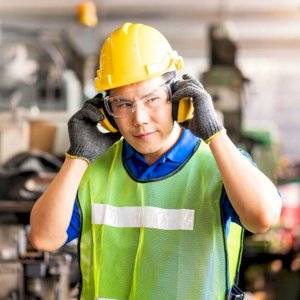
[135,145,158,154]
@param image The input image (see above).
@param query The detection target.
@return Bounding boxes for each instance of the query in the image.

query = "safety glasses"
[104,80,174,118]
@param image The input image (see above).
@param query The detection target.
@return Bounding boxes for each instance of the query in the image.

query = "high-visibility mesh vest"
[77,140,243,300]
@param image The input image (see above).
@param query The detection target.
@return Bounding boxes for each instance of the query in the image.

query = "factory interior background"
[0,0,299,299]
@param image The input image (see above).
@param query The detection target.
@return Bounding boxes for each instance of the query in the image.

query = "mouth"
[134,131,156,139]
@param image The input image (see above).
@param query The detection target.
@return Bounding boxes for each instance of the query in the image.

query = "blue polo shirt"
[66,128,241,243]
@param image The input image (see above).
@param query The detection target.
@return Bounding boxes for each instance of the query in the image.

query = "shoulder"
[195,140,215,161]
[94,139,123,164]
[83,139,124,180]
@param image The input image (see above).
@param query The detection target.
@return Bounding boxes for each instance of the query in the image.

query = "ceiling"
[1,0,300,58]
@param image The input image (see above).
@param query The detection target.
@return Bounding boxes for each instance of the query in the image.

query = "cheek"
[158,104,173,125]
[114,118,127,136]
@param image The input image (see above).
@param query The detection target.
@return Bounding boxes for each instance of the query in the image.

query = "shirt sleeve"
[66,199,80,243]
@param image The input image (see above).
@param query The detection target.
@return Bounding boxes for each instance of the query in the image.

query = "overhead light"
[76,0,98,28]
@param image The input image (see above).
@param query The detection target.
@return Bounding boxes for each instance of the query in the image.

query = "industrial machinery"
[0,20,92,298]
[0,151,80,300]
[202,22,299,300]
[202,21,280,182]
[0,27,84,114]
[0,225,77,300]
[202,21,249,145]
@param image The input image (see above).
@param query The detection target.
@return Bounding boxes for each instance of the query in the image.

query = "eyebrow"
[111,84,163,100]
[140,88,159,100]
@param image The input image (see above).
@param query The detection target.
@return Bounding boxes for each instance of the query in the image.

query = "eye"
[146,96,160,104]
[148,87,169,104]
[112,99,133,109]
[145,90,164,105]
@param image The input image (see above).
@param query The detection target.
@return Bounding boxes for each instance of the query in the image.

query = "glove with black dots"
[66,95,119,164]
[172,74,224,142]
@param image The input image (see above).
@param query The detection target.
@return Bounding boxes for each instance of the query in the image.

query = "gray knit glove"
[172,74,223,142]
[66,95,119,164]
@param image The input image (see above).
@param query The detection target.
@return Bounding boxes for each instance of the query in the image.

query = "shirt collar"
[123,128,199,164]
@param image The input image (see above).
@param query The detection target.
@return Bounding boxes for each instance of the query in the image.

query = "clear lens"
[109,98,133,118]
[105,84,171,118]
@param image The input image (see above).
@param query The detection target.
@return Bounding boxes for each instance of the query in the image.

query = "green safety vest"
[77,140,243,300]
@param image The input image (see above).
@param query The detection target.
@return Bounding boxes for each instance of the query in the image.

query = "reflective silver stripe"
[92,204,194,230]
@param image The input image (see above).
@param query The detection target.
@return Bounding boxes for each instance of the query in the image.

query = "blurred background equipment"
[76,0,98,28]
[0,150,81,299]
[0,36,82,113]
[202,21,248,145]
[0,225,79,299]
[0,0,299,299]
[202,20,281,183]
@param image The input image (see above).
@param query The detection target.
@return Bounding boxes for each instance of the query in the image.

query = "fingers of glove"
[74,95,105,121]
[173,78,199,92]
[172,82,211,104]
[72,103,104,123]
[83,102,104,122]
[181,74,203,87]
[86,95,104,107]
[172,74,208,103]
[182,73,191,80]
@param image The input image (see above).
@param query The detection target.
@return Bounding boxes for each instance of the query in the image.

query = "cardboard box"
[0,122,30,163]
[30,120,56,153]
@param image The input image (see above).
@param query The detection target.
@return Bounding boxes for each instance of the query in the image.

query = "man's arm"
[172,74,282,233]
[29,157,88,251]
[29,96,117,251]
[209,131,281,233]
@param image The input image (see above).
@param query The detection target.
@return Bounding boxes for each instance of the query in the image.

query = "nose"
[132,102,150,126]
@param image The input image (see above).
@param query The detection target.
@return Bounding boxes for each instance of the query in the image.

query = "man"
[29,23,281,300]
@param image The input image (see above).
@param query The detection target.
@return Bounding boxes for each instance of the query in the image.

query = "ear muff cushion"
[93,93,119,133]
[172,100,180,121]
[98,107,119,133]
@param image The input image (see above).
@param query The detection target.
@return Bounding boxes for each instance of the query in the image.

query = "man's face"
[109,76,180,164]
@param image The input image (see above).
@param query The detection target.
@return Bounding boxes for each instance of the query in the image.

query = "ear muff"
[172,97,194,123]
[98,107,119,133]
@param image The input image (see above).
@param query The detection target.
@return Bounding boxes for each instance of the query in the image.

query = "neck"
[168,121,182,147]
[143,122,182,165]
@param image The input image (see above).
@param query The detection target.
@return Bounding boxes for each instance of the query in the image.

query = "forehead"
[109,76,165,97]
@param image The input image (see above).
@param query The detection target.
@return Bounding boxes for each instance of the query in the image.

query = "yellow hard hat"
[95,23,184,91]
